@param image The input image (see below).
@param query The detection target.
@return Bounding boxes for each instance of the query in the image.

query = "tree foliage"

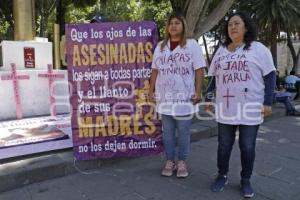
[137,0,172,39]
[55,0,97,36]
[0,0,236,41]
[168,0,235,38]
[234,0,300,68]
[0,0,13,40]
[35,0,57,37]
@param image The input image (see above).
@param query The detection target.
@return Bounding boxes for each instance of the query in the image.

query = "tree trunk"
[185,0,205,36]
[292,48,300,73]
[287,31,297,68]
[56,0,66,37]
[270,22,277,67]
[193,0,234,38]
[169,0,234,38]
[202,35,210,66]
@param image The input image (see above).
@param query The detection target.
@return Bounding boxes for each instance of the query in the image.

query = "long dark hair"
[160,12,188,51]
[223,11,256,50]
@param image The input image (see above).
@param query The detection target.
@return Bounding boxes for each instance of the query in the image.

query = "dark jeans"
[217,123,259,179]
[276,96,295,112]
[295,81,300,99]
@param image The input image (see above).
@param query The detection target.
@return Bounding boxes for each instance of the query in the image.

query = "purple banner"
[66,21,163,160]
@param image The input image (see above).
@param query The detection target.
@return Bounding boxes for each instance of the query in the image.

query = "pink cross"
[38,64,65,116]
[222,88,235,109]
[1,63,30,119]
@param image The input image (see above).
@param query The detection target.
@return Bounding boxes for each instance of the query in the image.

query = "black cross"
[222,88,235,109]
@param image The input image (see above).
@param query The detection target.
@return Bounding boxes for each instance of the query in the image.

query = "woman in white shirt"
[206,11,276,198]
[149,12,206,178]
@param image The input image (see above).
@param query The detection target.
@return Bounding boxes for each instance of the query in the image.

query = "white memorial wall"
[0,40,70,120]
[0,40,72,159]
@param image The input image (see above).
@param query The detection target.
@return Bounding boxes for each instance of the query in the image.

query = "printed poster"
[0,115,72,160]
[66,21,163,160]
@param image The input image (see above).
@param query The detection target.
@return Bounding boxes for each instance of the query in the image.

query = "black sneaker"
[294,110,300,116]
[286,110,300,116]
[211,174,228,192]
[240,179,254,198]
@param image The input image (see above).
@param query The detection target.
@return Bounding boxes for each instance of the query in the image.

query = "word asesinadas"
[72,42,153,66]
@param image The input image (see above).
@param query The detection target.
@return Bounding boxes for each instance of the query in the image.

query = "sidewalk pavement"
[0,102,299,200]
